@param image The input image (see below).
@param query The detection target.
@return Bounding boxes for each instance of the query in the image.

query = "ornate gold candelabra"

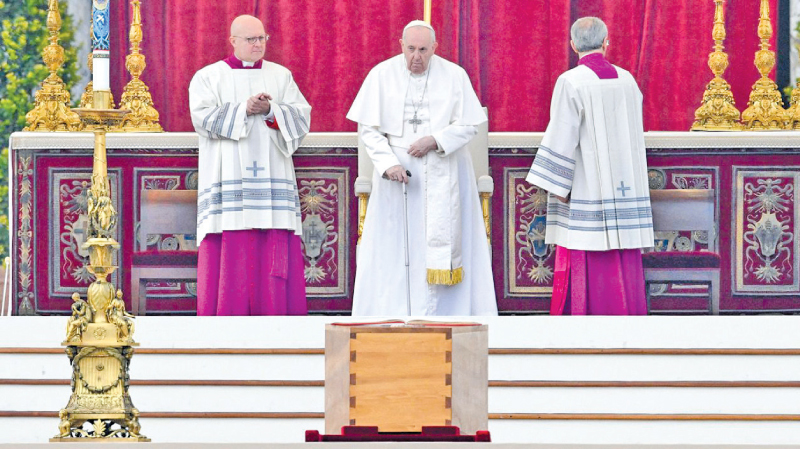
[24,0,82,132]
[119,0,163,132]
[52,114,148,442]
[741,0,787,130]
[692,0,741,131]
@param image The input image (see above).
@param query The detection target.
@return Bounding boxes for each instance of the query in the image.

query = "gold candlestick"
[24,0,82,132]
[741,0,787,130]
[52,114,148,442]
[118,0,163,132]
[692,0,741,131]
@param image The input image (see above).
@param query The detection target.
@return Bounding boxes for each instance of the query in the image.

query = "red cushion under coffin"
[131,250,198,266]
[305,426,490,442]
[642,251,721,269]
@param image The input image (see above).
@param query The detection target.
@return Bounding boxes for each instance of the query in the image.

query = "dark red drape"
[108,0,779,133]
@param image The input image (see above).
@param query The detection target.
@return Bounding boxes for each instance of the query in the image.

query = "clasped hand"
[246,92,272,116]
[383,136,438,183]
[407,135,437,158]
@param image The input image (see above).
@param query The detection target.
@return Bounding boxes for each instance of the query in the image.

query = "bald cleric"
[347,21,498,316]
[189,15,311,316]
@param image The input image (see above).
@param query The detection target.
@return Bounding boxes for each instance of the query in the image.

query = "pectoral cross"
[409,113,423,133]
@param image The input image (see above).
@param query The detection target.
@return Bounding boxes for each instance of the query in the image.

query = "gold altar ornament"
[741,0,787,130]
[119,0,163,132]
[692,0,741,131]
[52,126,148,442]
[24,0,83,132]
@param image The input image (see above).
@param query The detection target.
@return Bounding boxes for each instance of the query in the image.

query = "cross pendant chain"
[409,113,422,133]
[406,67,431,134]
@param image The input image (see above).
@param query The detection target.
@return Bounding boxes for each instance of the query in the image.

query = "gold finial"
[691,0,741,131]
[24,0,83,131]
[741,0,787,130]
[118,0,163,132]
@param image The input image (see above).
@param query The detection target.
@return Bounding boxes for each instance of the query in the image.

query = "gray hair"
[570,17,607,52]
[402,20,436,43]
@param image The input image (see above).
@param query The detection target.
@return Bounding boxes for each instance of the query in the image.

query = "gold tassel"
[427,267,464,286]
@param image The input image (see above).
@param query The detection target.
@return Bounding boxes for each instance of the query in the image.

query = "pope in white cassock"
[526,17,654,315]
[189,15,311,316]
[347,21,498,316]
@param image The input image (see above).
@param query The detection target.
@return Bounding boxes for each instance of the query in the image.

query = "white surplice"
[189,60,311,245]
[347,54,498,316]
[526,64,654,251]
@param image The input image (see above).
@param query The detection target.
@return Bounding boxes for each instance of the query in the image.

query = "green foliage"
[0,0,80,260]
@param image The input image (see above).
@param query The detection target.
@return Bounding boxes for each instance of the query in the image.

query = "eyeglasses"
[233,34,269,45]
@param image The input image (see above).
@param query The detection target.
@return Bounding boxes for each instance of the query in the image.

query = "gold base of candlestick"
[25,76,84,132]
[785,82,800,130]
[119,79,163,132]
[742,78,787,130]
[79,81,93,108]
[692,77,742,131]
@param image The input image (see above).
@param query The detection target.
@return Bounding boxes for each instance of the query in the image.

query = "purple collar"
[578,53,617,79]
[224,54,263,70]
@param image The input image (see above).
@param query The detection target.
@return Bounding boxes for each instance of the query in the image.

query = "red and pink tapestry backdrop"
[108,0,778,133]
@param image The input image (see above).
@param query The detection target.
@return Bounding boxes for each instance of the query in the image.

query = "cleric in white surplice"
[347,20,498,316]
[526,17,654,315]
[189,15,311,316]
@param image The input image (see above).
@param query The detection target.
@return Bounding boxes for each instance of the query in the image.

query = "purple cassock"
[196,55,308,316]
[549,52,647,316]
